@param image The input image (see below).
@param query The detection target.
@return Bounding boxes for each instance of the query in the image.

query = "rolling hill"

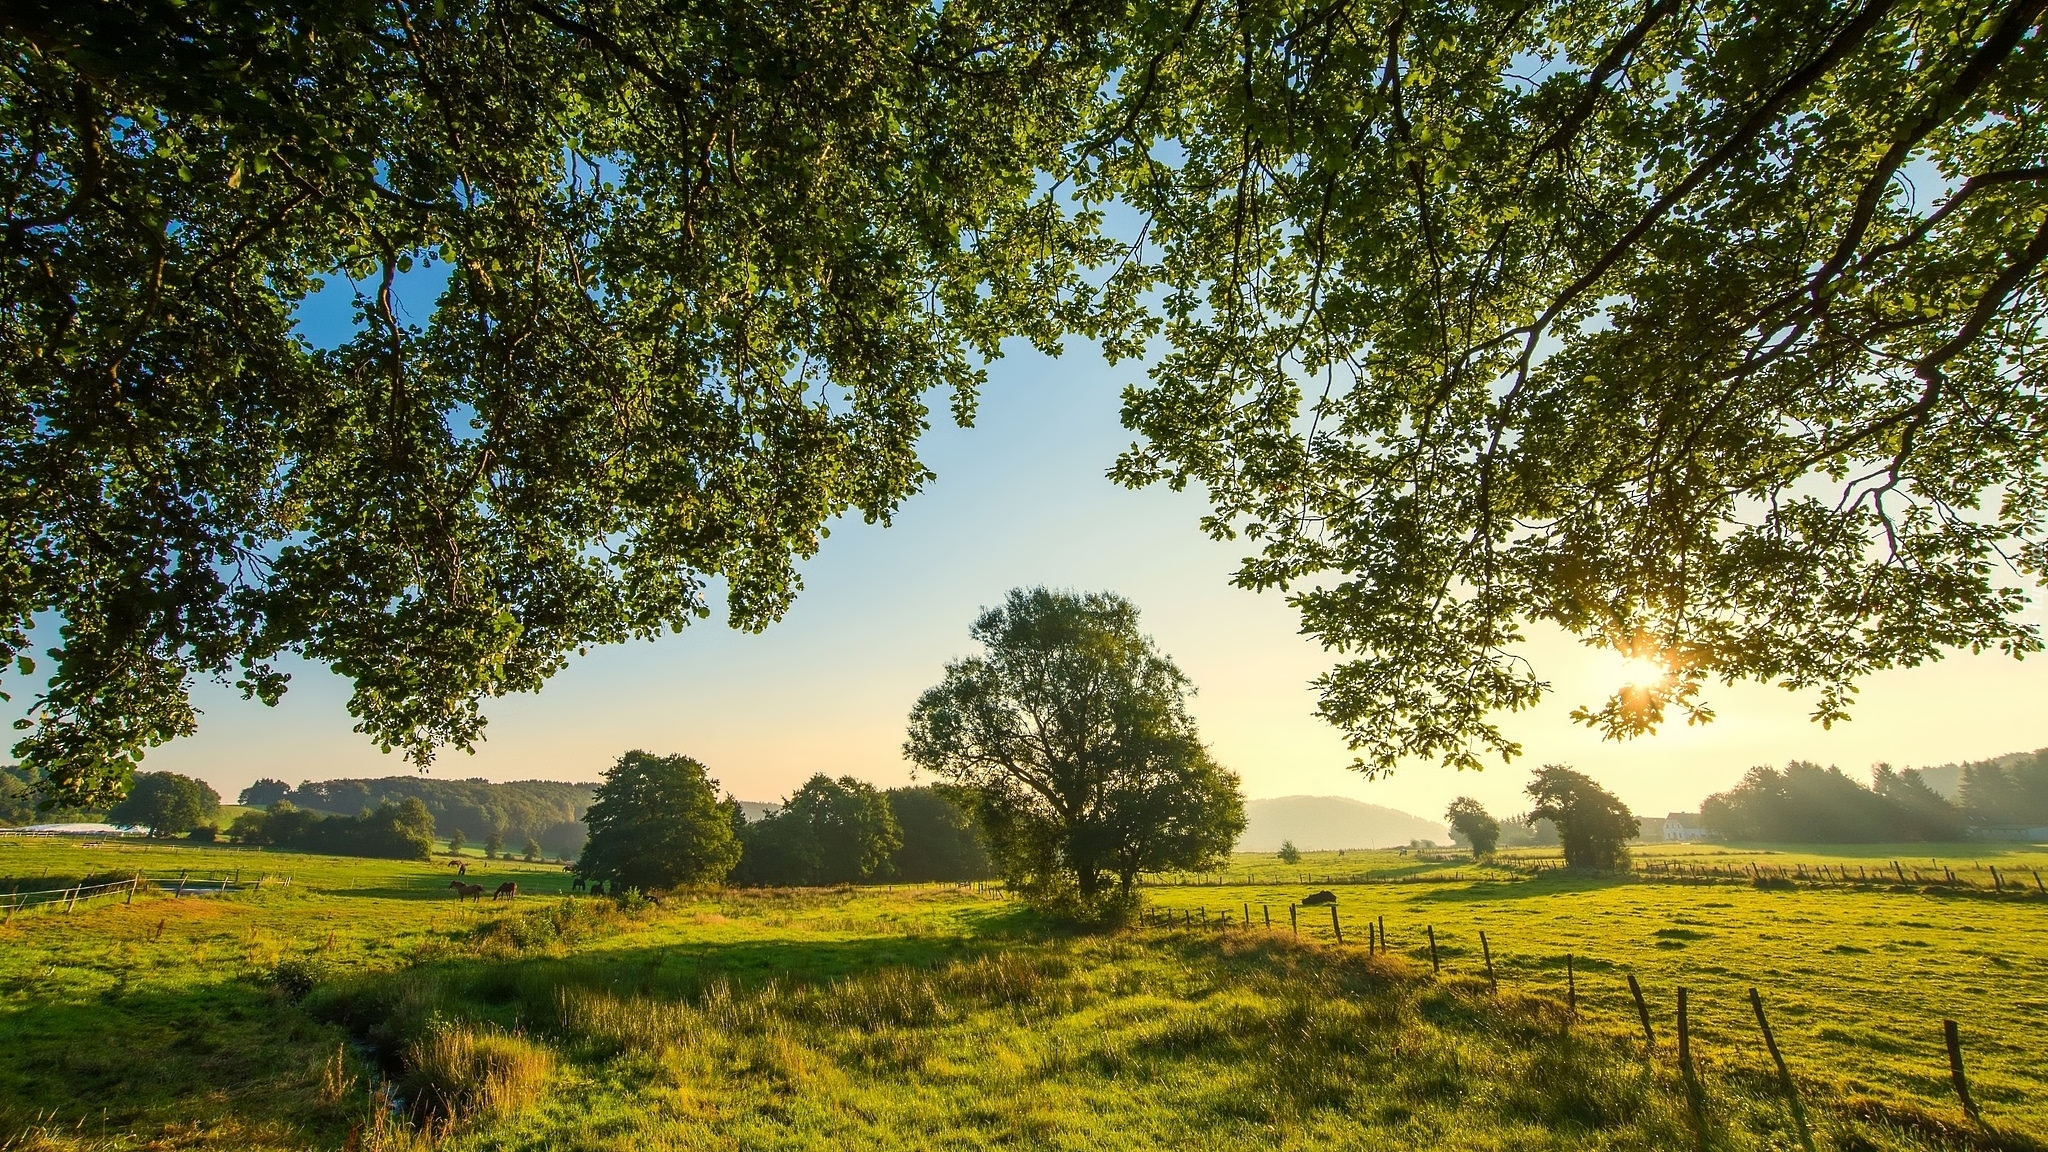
[1237,795,1448,851]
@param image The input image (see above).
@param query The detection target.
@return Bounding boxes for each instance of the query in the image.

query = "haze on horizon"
[111,337,2047,825]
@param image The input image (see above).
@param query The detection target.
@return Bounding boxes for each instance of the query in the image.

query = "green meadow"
[3,837,2045,1151]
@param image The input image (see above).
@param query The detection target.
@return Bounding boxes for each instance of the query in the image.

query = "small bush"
[1753,875,1797,891]
[271,957,326,1000]
[402,1019,555,1125]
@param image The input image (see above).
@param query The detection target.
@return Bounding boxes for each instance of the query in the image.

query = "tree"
[225,797,432,859]
[1276,840,1301,866]
[107,771,219,838]
[484,831,504,860]
[16,0,2043,809]
[733,775,903,886]
[1524,767,1638,870]
[1092,0,2048,778]
[239,779,292,808]
[577,751,741,891]
[1445,798,1502,858]
[522,836,542,863]
[886,786,993,883]
[0,0,1117,806]
[905,588,1247,911]
[1703,761,1966,841]
[447,828,467,856]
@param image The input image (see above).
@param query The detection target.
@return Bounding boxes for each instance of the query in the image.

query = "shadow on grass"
[1402,873,1634,902]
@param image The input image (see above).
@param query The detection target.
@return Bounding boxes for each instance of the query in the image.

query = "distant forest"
[242,777,596,858]
[1698,748,2048,843]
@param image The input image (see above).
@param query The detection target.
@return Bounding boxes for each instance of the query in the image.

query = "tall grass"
[400,1019,555,1126]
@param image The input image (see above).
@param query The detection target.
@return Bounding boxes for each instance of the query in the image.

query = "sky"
[123,335,2048,824]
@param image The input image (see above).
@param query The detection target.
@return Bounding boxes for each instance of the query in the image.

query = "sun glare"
[1600,651,1672,693]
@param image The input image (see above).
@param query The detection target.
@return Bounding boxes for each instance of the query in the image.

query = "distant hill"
[253,777,598,857]
[1238,796,1448,851]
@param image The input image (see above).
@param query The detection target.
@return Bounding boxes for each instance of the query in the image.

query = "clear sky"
[138,338,2048,822]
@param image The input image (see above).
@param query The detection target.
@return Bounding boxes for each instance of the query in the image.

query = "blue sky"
[129,330,2048,822]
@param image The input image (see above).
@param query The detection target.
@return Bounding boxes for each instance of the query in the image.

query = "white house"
[1662,812,1710,842]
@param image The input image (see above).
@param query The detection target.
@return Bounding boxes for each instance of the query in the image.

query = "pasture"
[1,837,2044,1151]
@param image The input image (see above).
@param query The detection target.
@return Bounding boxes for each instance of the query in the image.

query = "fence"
[1137,896,2005,1142]
[0,870,286,923]
[1144,856,2048,896]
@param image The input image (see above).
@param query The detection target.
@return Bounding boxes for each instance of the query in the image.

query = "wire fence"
[0,870,291,922]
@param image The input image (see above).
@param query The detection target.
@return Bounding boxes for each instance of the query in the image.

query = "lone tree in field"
[1445,798,1502,858]
[108,772,219,838]
[447,828,467,856]
[484,831,504,860]
[905,588,1246,912]
[578,751,742,891]
[1524,767,1638,871]
[522,836,542,863]
[1277,840,1301,866]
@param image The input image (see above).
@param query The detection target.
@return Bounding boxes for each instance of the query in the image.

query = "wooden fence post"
[1566,954,1576,1013]
[1944,1019,1981,1125]
[1990,866,2003,893]
[1263,904,1270,928]
[1426,925,1439,973]
[1749,988,1815,1152]
[1378,915,1386,953]
[1290,904,1297,936]
[1628,974,1654,1052]
[1329,904,1342,944]
[1677,987,1693,1077]
[1480,931,1496,992]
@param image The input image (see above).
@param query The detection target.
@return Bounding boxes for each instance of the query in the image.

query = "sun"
[1615,654,1670,691]
[1595,648,1673,695]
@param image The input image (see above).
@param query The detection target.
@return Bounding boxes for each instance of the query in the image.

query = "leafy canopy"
[905,587,1246,910]
[1445,797,1501,856]
[106,770,219,837]
[1,0,1118,805]
[8,0,2046,803]
[1092,0,2048,776]
[732,773,902,886]
[1523,765,1637,869]
[577,750,740,890]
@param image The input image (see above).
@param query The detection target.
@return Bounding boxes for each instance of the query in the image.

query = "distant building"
[1973,825,2048,843]
[1663,813,1710,842]
[1634,816,1665,842]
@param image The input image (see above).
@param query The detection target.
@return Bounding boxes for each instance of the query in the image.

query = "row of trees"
[578,590,1245,915]
[730,779,992,887]
[240,777,592,858]
[226,800,438,860]
[1701,763,1966,842]
[1444,767,1640,870]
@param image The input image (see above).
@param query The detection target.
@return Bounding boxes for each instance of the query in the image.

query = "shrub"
[402,1020,555,1125]
[271,957,326,1000]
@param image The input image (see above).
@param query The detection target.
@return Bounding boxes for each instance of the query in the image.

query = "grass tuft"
[400,1019,556,1127]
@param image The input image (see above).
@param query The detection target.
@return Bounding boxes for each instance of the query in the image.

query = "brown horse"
[448,880,484,902]
[492,881,518,901]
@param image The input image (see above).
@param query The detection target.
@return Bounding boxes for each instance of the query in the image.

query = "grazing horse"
[492,881,518,901]
[448,881,484,903]
[571,875,586,891]
[1300,889,1338,906]
[588,879,605,898]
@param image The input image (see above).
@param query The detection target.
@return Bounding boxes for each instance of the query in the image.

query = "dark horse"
[447,880,484,903]
[571,875,586,891]
[1300,890,1338,906]
[492,881,518,901]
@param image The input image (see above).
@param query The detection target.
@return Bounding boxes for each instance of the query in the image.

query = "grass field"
[2,837,2044,1151]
